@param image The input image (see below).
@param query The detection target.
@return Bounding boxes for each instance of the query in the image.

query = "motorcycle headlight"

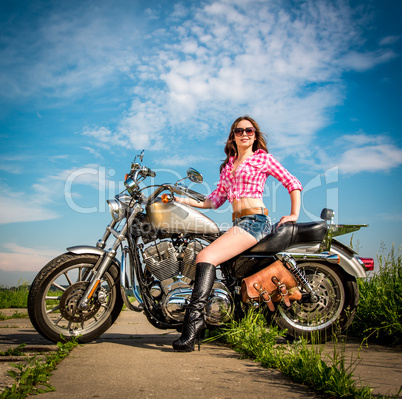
[107,199,124,221]
[107,194,134,222]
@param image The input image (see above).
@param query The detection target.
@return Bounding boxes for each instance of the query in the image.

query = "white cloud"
[379,36,400,46]
[1,1,398,174]
[335,132,379,147]
[82,101,167,151]
[0,163,117,224]
[44,163,118,191]
[338,143,402,174]
[0,188,60,224]
[83,127,127,149]
[0,155,27,174]
[297,131,402,175]
[85,0,395,156]
[340,50,396,72]
[301,133,402,175]
[0,3,143,99]
[0,243,59,272]
[161,155,209,167]
[82,147,103,159]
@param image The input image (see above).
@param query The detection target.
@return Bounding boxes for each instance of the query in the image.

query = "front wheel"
[28,253,123,343]
[274,262,358,342]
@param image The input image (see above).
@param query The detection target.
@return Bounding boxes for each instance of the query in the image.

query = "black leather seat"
[247,220,327,254]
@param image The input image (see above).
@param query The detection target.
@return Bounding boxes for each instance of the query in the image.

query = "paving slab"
[0,310,401,398]
[30,311,321,399]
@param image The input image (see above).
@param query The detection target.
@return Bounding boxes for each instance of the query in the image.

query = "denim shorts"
[233,214,272,242]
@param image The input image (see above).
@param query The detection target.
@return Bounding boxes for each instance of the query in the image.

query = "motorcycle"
[28,151,374,344]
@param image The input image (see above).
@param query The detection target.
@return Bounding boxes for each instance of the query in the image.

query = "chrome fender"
[329,239,367,278]
[67,245,107,257]
[286,239,367,278]
[67,245,121,268]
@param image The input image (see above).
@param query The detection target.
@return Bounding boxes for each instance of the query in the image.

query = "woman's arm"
[277,189,301,226]
[174,196,215,209]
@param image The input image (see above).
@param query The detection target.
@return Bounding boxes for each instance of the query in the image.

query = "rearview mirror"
[187,168,203,183]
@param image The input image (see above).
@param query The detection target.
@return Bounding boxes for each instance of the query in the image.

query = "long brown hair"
[219,116,268,173]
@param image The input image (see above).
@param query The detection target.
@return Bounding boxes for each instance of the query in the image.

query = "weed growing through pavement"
[0,311,28,321]
[0,344,27,357]
[0,338,79,398]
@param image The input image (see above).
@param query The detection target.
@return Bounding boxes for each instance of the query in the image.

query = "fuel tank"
[146,198,220,235]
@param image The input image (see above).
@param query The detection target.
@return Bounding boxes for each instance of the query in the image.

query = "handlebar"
[187,189,206,203]
[142,166,155,178]
[173,184,205,203]
[126,155,205,204]
[131,162,156,178]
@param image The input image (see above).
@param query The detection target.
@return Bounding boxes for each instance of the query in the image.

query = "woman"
[173,116,303,351]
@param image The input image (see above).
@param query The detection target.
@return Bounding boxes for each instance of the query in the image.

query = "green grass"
[0,311,28,321]
[0,280,29,309]
[207,246,402,398]
[0,338,79,398]
[210,309,400,398]
[349,245,402,345]
[0,343,27,357]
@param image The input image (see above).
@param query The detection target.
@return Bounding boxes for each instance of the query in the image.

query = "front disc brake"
[60,281,101,322]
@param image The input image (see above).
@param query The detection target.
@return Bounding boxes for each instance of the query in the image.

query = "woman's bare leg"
[196,226,257,266]
[173,226,257,351]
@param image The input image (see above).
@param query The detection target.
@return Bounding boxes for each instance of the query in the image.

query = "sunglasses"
[234,127,256,137]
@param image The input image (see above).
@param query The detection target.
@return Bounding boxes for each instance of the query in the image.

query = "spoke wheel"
[28,253,123,343]
[59,281,101,322]
[274,262,358,342]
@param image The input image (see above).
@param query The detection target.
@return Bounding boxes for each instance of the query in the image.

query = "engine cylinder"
[143,241,179,281]
[182,241,204,280]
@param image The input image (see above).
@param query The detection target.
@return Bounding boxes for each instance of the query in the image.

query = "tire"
[28,253,123,343]
[274,262,358,343]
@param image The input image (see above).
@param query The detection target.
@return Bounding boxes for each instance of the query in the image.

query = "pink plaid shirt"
[207,149,303,209]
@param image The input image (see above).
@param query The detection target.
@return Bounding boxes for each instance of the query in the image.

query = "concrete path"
[1,309,401,398]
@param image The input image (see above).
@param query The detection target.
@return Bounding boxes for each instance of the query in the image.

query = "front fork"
[78,204,142,310]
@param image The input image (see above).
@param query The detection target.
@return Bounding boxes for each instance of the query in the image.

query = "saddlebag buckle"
[253,283,275,312]
[271,276,291,307]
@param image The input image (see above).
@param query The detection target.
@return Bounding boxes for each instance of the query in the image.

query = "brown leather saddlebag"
[241,260,302,311]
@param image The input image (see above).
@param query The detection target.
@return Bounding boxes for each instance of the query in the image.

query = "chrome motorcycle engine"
[142,240,232,325]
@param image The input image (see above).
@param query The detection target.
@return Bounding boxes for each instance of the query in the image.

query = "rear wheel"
[28,253,123,343]
[274,262,358,342]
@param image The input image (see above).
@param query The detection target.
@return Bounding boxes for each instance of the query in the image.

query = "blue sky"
[0,0,401,286]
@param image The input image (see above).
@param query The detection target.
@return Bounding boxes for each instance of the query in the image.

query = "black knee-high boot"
[172,262,216,352]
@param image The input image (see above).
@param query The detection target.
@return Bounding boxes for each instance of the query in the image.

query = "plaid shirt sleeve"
[206,181,227,209]
[264,153,303,193]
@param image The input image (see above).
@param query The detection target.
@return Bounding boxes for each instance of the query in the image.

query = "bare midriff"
[231,197,266,213]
